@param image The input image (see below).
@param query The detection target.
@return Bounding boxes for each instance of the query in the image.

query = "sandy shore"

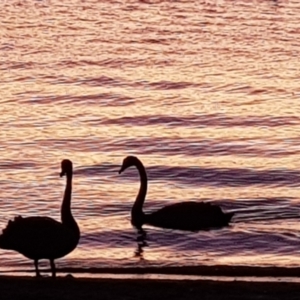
[1,275,300,300]
[58,265,300,277]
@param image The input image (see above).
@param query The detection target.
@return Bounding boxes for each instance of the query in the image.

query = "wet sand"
[1,273,300,300]
[2,265,300,300]
[59,265,300,277]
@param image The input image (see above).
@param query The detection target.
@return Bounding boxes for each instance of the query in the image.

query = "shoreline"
[3,264,300,278]
[63,265,300,277]
[1,275,300,300]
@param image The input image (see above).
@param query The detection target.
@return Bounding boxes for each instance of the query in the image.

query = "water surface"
[0,0,300,275]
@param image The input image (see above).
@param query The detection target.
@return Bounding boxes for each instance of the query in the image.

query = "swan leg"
[50,259,56,278]
[34,259,41,277]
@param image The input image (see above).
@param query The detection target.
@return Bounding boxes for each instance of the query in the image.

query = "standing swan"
[0,159,80,278]
[119,156,234,231]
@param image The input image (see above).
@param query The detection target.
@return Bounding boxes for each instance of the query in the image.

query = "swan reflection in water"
[134,229,148,259]
[119,156,234,232]
[0,159,80,278]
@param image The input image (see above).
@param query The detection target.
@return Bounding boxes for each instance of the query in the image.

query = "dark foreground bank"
[1,276,300,300]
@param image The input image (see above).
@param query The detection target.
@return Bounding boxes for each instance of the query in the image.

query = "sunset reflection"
[0,0,300,276]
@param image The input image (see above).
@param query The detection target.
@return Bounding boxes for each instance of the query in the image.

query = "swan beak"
[60,171,65,177]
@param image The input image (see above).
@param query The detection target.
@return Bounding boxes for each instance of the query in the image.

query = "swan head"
[60,159,73,177]
[119,156,138,174]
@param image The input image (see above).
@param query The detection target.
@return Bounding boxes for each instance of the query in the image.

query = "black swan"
[0,159,80,278]
[119,156,234,231]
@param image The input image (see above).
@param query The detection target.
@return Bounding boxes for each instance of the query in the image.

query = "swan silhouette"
[0,159,80,278]
[119,156,234,231]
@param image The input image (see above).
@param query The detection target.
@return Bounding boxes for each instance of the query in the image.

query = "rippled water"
[0,0,300,274]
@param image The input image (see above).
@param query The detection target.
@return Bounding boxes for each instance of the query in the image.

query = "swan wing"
[146,201,229,230]
[149,201,223,217]
[0,216,77,259]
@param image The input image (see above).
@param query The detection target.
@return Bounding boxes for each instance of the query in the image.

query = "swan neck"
[133,160,147,213]
[61,173,78,234]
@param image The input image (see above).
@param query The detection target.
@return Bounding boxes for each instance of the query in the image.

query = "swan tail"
[224,212,234,224]
[0,216,25,249]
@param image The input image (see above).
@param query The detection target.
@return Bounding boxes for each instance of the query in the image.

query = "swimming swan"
[0,159,80,278]
[119,156,234,231]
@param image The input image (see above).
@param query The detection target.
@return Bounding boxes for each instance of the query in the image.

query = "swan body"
[0,159,80,277]
[119,156,234,231]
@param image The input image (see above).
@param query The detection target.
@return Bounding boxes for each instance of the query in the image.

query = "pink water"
[0,0,300,275]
